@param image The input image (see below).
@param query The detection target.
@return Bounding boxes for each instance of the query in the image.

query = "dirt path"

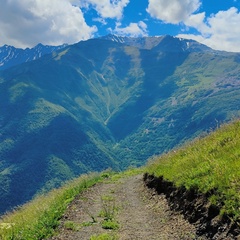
[49,174,201,240]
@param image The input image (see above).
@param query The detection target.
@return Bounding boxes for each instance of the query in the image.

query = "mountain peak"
[0,43,67,70]
[99,34,213,52]
[99,34,129,44]
[100,34,165,49]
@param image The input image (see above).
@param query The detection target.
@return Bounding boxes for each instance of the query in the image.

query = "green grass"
[0,168,141,240]
[146,120,240,222]
[101,220,120,230]
[0,172,104,240]
[108,167,145,182]
[99,194,120,230]
[64,221,82,231]
[90,233,118,240]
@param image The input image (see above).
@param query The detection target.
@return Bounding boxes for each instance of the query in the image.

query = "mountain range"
[0,43,67,71]
[0,35,240,214]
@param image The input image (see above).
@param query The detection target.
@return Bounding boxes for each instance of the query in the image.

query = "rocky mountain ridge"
[0,43,67,70]
[100,34,214,52]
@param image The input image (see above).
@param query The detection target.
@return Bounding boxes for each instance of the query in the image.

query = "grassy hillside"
[0,172,106,240]
[146,120,240,222]
[0,169,143,240]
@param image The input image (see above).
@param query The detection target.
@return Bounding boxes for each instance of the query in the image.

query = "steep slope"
[0,36,240,214]
[111,39,240,164]
[0,39,146,213]
[145,120,240,239]
[0,43,67,70]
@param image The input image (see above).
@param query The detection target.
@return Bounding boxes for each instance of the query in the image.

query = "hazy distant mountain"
[0,35,240,214]
[0,43,67,70]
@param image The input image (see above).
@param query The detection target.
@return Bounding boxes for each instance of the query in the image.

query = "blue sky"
[0,0,240,52]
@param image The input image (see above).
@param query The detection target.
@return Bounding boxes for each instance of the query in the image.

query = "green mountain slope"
[145,120,240,238]
[115,50,240,164]
[0,36,240,214]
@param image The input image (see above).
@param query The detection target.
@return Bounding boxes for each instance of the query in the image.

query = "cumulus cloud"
[93,17,108,25]
[0,0,96,48]
[147,0,201,24]
[80,0,130,19]
[184,12,209,34]
[146,0,240,51]
[111,21,148,37]
[179,7,240,52]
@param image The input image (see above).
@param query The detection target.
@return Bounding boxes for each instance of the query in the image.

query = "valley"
[0,35,240,214]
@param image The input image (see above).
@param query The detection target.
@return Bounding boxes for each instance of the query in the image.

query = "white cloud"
[92,17,108,25]
[0,0,97,48]
[147,0,201,24]
[184,12,209,34]
[111,21,148,37]
[179,7,240,52]
[80,0,130,19]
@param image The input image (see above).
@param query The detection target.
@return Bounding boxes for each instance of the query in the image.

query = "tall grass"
[146,120,240,221]
[0,173,103,240]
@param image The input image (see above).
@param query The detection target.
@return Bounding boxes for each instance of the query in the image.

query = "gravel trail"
[49,174,199,240]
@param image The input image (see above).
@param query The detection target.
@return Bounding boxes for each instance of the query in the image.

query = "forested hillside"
[0,35,240,214]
